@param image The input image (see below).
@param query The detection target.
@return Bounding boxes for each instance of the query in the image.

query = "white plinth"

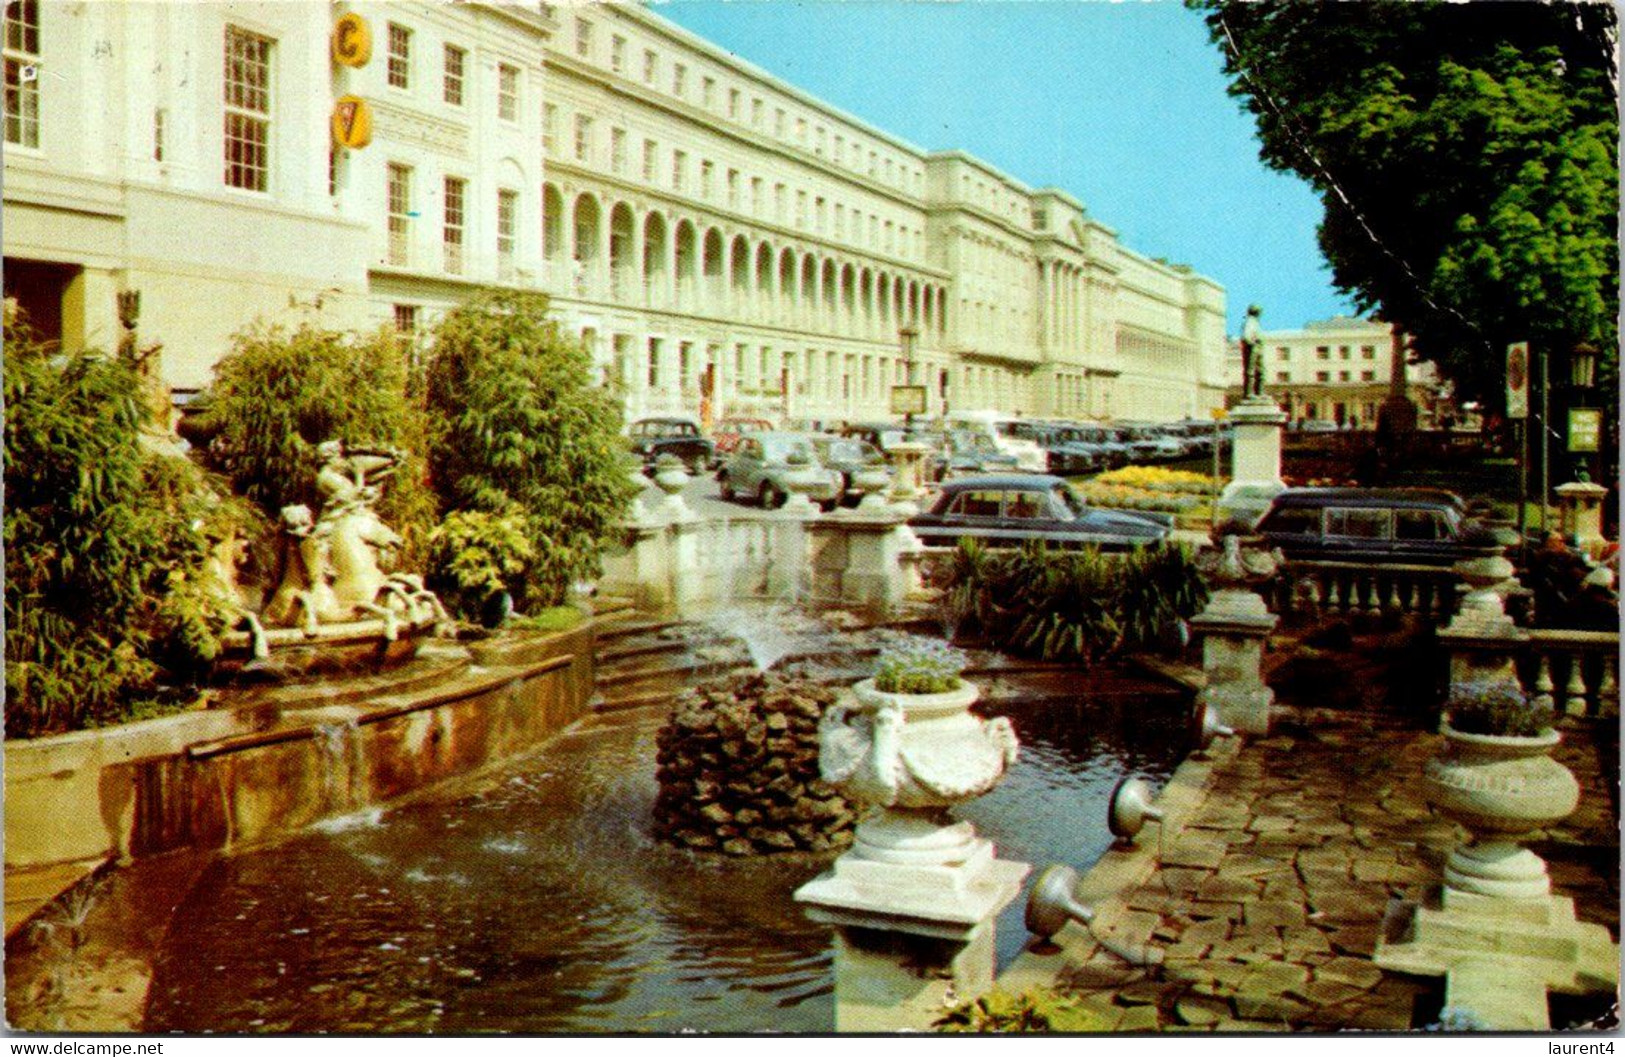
[1221,398,1287,525]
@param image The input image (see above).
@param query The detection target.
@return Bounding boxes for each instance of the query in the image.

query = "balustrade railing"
[1270,560,1464,623]
[1520,630,1619,717]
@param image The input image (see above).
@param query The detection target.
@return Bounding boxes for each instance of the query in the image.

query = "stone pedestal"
[1375,889,1618,1030]
[1189,587,1278,735]
[766,497,814,604]
[796,838,1029,1032]
[886,442,932,515]
[621,520,674,613]
[1438,551,1525,690]
[807,512,917,620]
[1219,398,1286,525]
[1555,481,1609,554]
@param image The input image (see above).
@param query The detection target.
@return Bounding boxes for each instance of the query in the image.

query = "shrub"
[191,322,436,564]
[1446,678,1554,737]
[942,540,1206,665]
[933,988,1107,1033]
[874,638,966,693]
[427,508,537,621]
[424,290,638,608]
[4,326,253,736]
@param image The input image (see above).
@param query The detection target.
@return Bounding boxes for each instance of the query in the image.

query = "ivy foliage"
[1194,1,1617,409]
[424,290,638,608]
[942,539,1206,665]
[4,325,254,737]
[191,322,437,562]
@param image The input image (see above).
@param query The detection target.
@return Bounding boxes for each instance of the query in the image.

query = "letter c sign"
[332,13,372,68]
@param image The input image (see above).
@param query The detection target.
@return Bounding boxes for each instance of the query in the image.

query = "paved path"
[1000,711,1618,1032]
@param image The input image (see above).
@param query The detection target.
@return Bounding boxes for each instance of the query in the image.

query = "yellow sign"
[1568,409,1602,453]
[890,385,927,416]
[331,95,373,149]
[332,13,372,68]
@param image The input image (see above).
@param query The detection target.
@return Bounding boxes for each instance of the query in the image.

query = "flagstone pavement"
[998,710,1619,1032]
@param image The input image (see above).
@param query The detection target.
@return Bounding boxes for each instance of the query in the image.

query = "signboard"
[890,384,927,416]
[1505,341,1529,419]
[1568,408,1601,453]
[331,95,373,149]
[332,13,372,67]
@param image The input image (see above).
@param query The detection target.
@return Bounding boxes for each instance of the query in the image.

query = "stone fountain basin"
[215,613,441,681]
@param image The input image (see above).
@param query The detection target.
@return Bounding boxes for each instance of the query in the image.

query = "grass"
[506,605,587,633]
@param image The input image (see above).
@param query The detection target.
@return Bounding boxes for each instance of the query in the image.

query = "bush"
[874,638,966,693]
[941,540,1207,665]
[424,290,638,608]
[426,508,536,621]
[191,322,436,564]
[4,326,253,736]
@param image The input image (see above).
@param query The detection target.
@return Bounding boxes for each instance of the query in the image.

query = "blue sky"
[656,0,1359,337]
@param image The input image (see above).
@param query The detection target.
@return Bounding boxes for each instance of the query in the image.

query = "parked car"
[943,411,1047,472]
[809,434,887,504]
[908,474,1172,549]
[839,422,948,482]
[943,429,1020,477]
[627,417,714,475]
[712,416,775,463]
[719,431,842,509]
[1253,487,1481,565]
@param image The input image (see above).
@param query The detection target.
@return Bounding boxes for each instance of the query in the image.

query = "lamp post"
[899,324,919,431]
[1568,341,1598,484]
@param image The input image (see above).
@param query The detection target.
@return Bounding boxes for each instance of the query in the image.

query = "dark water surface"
[144,674,1186,1034]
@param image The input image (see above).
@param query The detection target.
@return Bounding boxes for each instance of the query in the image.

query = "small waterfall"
[314,719,363,816]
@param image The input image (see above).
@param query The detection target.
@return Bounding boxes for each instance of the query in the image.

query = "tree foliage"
[1195,1,1618,409]
[192,322,437,561]
[424,290,638,608]
[4,325,252,736]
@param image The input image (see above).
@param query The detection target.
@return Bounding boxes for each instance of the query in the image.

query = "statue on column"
[1239,304,1265,400]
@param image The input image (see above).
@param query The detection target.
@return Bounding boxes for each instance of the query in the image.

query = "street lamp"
[899,323,919,430]
[1568,341,1599,483]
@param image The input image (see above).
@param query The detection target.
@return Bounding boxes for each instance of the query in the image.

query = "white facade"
[4,0,1227,422]
[1228,315,1443,426]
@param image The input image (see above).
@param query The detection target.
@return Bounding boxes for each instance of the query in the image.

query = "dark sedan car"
[627,417,714,475]
[908,474,1172,549]
[1254,488,1482,565]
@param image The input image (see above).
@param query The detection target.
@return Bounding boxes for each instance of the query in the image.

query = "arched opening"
[542,183,565,281]
[674,219,698,306]
[608,202,636,298]
[877,273,892,327]
[730,236,751,300]
[702,227,725,305]
[821,258,837,320]
[755,242,774,311]
[800,254,817,324]
[840,263,856,319]
[571,193,601,292]
[643,212,669,304]
[778,248,797,311]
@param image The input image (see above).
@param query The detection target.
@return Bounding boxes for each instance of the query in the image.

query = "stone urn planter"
[849,464,892,510]
[818,674,1017,866]
[652,453,690,496]
[1423,720,1580,899]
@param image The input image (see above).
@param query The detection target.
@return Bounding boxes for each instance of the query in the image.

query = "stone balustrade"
[1269,560,1464,623]
[1520,630,1619,717]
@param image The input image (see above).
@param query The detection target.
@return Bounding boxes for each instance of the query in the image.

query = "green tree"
[1194,2,1617,411]
[424,290,638,608]
[191,322,436,559]
[4,324,249,736]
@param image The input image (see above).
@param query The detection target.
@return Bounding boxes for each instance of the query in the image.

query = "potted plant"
[1423,678,1580,898]
[820,638,1017,828]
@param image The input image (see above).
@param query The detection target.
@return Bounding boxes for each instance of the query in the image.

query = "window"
[1327,508,1388,539]
[642,49,657,84]
[610,34,625,73]
[1316,346,1330,359]
[542,103,556,154]
[4,0,40,148]
[795,190,806,226]
[750,177,762,214]
[774,182,785,220]
[795,116,806,143]
[774,108,785,137]
[574,17,592,59]
[642,138,657,181]
[153,108,165,161]
[387,23,410,89]
[728,87,740,119]
[443,44,465,105]
[1338,370,1350,381]
[1276,346,1290,361]
[386,162,412,265]
[1276,371,1290,383]
[726,168,738,208]
[393,304,419,334]
[814,126,825,156]
[610,127,626,173]
[700,159,713,198]
[223,25,272,191]
[1338,345,1350,359]
[1360,370,1376,382]
[573,113,592,162]
[671,62,686,96]
[1315,370,1330,382]
[702,76,715,108]
[1361,345,1377,359]
[751,97,763,127]
[1396,509,1446,541]
[671,149,686,190]
[946,490,1004,518]
[496,189,518,279]
[443,176,465,274]
[497,64,519,122]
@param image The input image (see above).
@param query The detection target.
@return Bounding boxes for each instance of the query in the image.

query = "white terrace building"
[2,0,1229,425]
